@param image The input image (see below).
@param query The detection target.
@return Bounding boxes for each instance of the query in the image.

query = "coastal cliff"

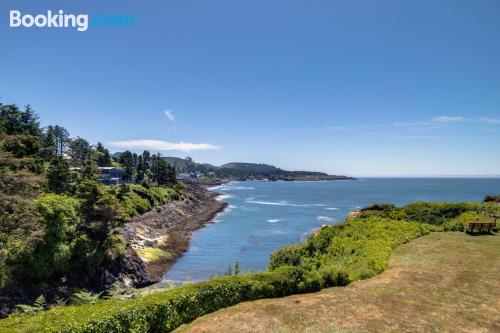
[119,182,227,283]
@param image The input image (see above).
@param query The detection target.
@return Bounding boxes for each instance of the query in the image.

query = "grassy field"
[177,232,500,333]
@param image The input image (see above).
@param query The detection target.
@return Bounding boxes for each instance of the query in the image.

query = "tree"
[43,126,57,158]
[29,194,80,279]
[0,104,43,160]
[68,137,91,169]
[77,180,125,241]
[0,104,41,136]
[95,142,111,167]
[156,158,176,186]
[82,159,97,180]
[47,156,71,194]
[136,155,145,183]
[119,151,134,182]
[52,125,70,157]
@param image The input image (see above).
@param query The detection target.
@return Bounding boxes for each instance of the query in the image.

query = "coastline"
[121,181,228,282]
[119,177,352,286]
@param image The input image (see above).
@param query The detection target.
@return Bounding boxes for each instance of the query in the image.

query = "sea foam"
[246,199,314,207]
[317,216,335,222]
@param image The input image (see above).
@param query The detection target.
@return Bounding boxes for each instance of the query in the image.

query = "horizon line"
[351,175,500,178]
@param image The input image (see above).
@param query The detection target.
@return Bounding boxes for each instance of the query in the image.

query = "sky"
[1,0,499,177]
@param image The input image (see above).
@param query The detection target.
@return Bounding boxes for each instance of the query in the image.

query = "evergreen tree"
[43,126,57,158]
[136,155,145,183]
[52,125,70,157]
[95,142,111,167]
[156,158,176,186]
[47,156,71,194]
[119,151,134,182]
[68,137,91,169]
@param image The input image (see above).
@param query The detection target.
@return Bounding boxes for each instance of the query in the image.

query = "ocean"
[163,178,500,282]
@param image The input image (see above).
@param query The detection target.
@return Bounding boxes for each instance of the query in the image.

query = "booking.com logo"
[9,10,136,32]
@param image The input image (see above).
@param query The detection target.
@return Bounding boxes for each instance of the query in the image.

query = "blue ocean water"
[164,178,500,282]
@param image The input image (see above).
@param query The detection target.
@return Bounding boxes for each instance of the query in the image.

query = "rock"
[118,182,227,282]
[346,210,362,219]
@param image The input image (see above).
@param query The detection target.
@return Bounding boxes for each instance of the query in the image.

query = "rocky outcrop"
[346,210,361,219]
[119,182,227,282]
[97,244,154,289]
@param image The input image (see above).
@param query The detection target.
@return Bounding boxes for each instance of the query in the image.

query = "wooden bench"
[465,222,494,234]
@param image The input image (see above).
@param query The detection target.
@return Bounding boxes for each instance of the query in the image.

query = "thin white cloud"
[479,117,500,125]
[164,110,175,123]
[433,116,467,122]
[393,121,439,131]
[108,139,220,152]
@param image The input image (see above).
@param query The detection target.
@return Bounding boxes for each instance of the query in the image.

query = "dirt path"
[176,232,500,333]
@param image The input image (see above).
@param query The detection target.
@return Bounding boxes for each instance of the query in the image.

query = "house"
[176,173,191,180]
[176,172,198,180]
[97,167,122,185]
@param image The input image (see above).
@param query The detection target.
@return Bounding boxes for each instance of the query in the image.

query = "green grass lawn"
[176,232,500,333]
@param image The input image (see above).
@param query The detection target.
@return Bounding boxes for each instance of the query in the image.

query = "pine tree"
[156,158,176,186]
[52,125,70,156]
[95,142,111,167]
[47,156,71,194]
[119,151,134,182]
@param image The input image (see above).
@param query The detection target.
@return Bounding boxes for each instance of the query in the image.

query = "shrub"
[443,211,491,231]
[484,195,500,203]
[71,290,102,305]
[0,267,319,332]
[359,201,500,226]
[269,217,439,283]
[360,203,396,211]
[268,244,305,270]
[12,295,46,316]
[105,184,182,219]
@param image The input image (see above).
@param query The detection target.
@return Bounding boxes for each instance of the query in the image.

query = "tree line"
[0,101,180,315]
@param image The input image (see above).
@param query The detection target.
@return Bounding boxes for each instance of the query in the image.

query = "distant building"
[97,167,122,185]
[176,172,198,180]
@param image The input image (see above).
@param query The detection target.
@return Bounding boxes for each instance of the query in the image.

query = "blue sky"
[1,0,499,176]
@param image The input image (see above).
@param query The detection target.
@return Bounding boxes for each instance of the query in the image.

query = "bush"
[0,266,319,332]
[484,195,500,203]
[360,203,396,211]
[272,217,440,284]
[268,244,305,270]
[19,194,80,281]
[359,201,500,226]
[402,202,472,225]
[443,211,491,231]
[104,184,182,219]
[71,290,102,305]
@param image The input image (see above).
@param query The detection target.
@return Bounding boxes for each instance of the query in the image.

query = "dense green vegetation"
[357,201,499,231]
[0,102,181,311]
[159,157,352,180]
[4,198,497,332]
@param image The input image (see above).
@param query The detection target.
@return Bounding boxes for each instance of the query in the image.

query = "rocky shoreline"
[119,181,227,284]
